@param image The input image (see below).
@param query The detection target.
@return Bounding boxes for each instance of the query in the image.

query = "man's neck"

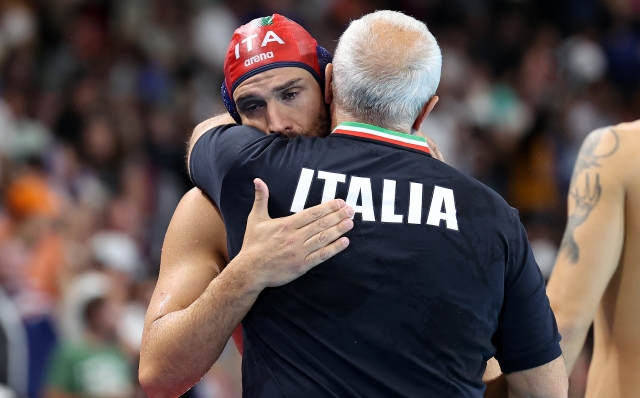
[330,109,350,131]
[330,109,413,135]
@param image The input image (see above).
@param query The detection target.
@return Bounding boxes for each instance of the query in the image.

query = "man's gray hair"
[332,11,442,132]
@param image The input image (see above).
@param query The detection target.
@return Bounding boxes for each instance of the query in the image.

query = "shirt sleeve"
[492,210,562,373]
[189,124,265,206]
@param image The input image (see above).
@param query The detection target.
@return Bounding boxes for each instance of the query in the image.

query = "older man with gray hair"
[187,10,567,397]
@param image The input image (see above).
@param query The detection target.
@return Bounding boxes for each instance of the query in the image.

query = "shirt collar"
[331,122,431,155]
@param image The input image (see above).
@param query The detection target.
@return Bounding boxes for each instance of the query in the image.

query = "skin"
[547,120,640,398]
[233,67,330,138]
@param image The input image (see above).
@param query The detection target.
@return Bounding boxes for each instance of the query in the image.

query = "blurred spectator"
[44,296,134,398]
[0,286,28,398]
[0,161,62,306]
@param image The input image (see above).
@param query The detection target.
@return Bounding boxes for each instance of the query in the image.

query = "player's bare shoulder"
[574,122,639,185]
[609,119,640,150]
[608,120,640,198]
[600,120,640,181]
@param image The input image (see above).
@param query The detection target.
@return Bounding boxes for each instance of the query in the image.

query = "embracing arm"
[139,188,232,397]
[139,181,354,398]
[546,126,626,374]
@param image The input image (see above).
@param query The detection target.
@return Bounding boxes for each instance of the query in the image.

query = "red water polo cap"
[223,14,322,97]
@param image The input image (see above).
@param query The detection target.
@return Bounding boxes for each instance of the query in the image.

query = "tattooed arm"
[546,127,625,374]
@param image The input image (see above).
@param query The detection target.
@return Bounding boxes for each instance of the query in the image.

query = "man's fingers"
[303,218,353,253]
[290,199,346,229]
[304,237,350,268]
[299,205,354,241]
[249,178,270,221]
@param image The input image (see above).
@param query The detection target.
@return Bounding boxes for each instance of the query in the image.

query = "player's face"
[233,67,329,138]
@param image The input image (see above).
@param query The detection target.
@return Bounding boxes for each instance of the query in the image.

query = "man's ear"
[412,95,439,132]
[324,63,333,105]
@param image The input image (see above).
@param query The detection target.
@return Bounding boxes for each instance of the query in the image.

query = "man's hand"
[235,178,354,291]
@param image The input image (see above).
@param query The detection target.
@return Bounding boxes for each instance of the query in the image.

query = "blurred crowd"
[0,0,637,397]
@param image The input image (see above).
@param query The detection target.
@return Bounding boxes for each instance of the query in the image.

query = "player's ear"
[324,63,333,105]
[412,95,438,132]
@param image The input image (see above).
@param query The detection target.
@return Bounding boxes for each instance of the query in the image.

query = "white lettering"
[426,186,458,230]
[290,168,315,213]
[243,51,275,67]
[261,31,285,47]
[242,34,258,52]
[345,176,375,221]
[381,179,403,223]
[289,170,459,230]
[317,171,346,203]
[235,43,240,59]
[407,182,423,224]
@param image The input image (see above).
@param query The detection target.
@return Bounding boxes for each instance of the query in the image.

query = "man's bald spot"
[365,20,424,73]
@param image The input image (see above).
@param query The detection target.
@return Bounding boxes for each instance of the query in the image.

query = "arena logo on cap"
[234,31,285,59]
[245,51,274,66]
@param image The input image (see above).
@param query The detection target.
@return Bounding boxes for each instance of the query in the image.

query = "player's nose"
[266,103,293,135]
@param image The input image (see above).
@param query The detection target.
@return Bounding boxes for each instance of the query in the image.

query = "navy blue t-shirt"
[190,122,561,398]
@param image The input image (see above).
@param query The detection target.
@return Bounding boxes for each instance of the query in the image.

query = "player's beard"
[311,102,331,138]
[290,102,330,138]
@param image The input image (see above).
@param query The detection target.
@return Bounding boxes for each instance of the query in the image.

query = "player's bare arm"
[483,356,568,398]
[546,124,628,373]
[502,356,568,397]
[139,179,354,398]
[139,188,230,397]
[483,358,508,398]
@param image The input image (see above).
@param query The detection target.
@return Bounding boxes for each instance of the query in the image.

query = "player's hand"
[417,132,445,162]
[236,178,353,289]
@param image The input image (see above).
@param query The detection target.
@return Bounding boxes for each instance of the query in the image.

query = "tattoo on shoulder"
[559,128,620,264]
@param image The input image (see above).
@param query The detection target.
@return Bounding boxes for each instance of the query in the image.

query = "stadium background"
[0,0,637,397]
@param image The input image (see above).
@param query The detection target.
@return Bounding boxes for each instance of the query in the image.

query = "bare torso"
[584,122,640,397]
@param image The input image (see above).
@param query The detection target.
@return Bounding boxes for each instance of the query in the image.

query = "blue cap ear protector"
[221,45,333,124]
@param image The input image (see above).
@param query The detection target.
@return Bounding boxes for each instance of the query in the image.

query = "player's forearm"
[548,289,593,374]
[139,258,261,398]
[556,319,591,374]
